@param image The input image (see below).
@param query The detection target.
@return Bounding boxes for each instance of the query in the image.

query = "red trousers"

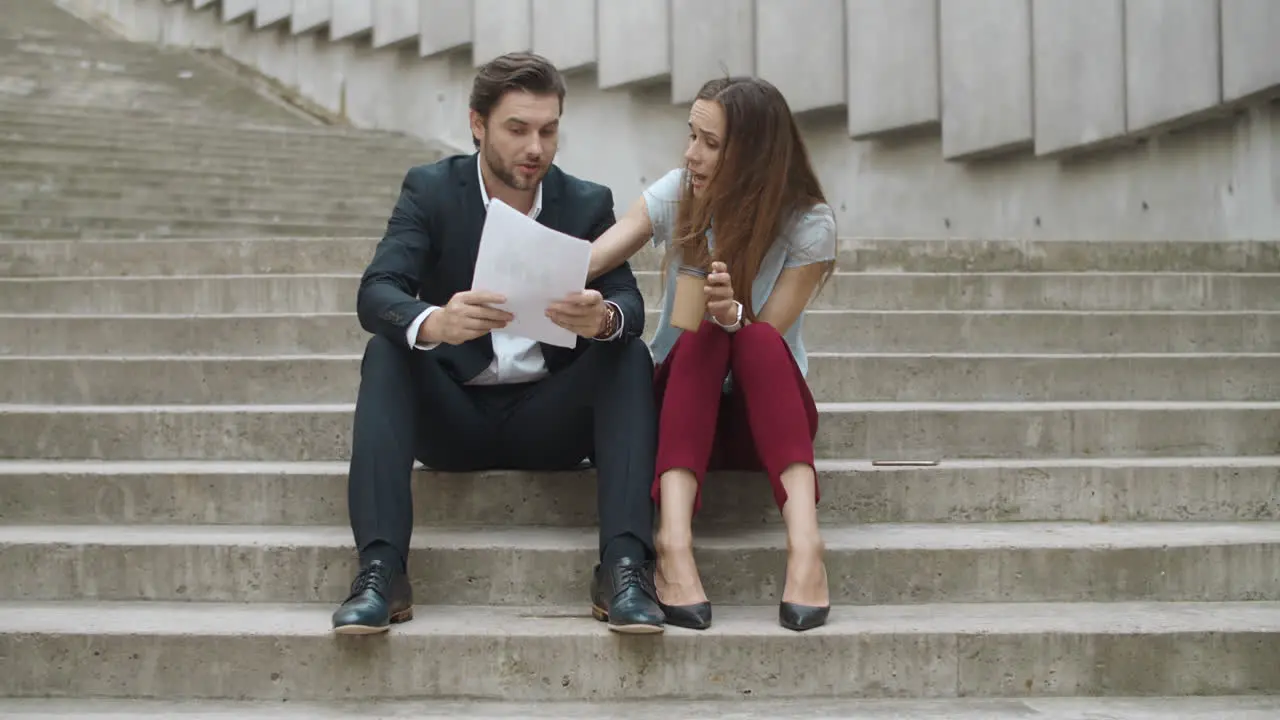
[652,319,820,513]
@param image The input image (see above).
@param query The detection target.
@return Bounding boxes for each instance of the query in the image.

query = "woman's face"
[683,99,725,198]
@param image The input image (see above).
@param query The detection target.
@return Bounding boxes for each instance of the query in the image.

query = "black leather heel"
[660,601,712,630]
[779,602,829,632]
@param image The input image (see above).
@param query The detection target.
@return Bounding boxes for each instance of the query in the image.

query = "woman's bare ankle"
[655,536,707,605]
[782,537,829,607]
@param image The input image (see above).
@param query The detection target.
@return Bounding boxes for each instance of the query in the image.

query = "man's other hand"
[421,290,513,345]
[546,289,608,339]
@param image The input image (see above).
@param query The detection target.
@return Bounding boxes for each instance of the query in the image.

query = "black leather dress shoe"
[590,557,665,634]
[331,560,413,634]
[779,601,829,632]
[659,600,712,630]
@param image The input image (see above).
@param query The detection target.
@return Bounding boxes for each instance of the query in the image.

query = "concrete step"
[845,238,1280,273]
[0,169,408,201]
[0,214,379,240]
[0,238,377,277]
[0,122,431,153]
[0,401,1276,461]
[2,599,1277,700]
[4,522,1279,605]
[0,203,386,227]
[0,237,1273,276]
[4,697,1280,720]
[0,104,416,143]
[4,354,1276,404]
[5,272,1277,314]
[0,226,360,241]
[0,135,434,165]
[1,151,413,181]
[4,457,1277,526]
[4,185,395,214]
[5,238,1278,278]
[2,312,1275,355]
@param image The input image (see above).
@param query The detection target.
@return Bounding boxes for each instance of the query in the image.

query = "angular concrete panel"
[671,0,754,104]
[531,0,595,71]
[329,0,373,40]
[290,0,329,34]
[221,0,256,23]
[1125,0,1223,133]
[192,0,217,9]
[372,0,419,48]
[419,0,472,56]
[255,0,291,27]
[1031,0,1127,155]
[846,0,940,138]
[756,0,844,113]
[940,0,1034,159]
[597,0,670,89]
[1222,0,1280,102]
[473,0,532,66]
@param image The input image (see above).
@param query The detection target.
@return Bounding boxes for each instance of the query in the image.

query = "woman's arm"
[753,260,832,335]
[588,194,654,281]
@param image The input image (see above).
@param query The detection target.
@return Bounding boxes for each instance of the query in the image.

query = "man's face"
[472,90,560,192]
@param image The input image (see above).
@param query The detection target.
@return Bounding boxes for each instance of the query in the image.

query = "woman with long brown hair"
[586,76,835,632]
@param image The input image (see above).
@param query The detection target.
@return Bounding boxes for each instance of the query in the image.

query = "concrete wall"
[55,0,1280,241]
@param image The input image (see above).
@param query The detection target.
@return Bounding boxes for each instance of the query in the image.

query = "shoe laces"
[349,561,391,597]
[615,562,652,593]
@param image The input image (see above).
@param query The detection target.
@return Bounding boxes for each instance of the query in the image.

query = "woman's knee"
[732,321,784,350]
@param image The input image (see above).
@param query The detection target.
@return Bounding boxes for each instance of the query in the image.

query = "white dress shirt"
[404,156,623,385]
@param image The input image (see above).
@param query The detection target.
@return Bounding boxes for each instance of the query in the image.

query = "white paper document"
[471,198,592,348]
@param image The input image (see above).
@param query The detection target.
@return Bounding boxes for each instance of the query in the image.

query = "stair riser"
[4,151,417,179]
[0,135,434,162]
[4,188,394,215]
[0,203,387,226]
[5,464,1277,526]
[0,239,377,277]
[3,539,1277,605]
[4,356,1276,404]
[846,239,1280,273]
[5,239,1279,276]
[0,168,413,195]
[0,215,378,237]
[2,630,1276,701]
[0,406,1276,461]
[0,227,361,241]
[8,273,1278,313]
[2,313,1276,355]
[0,111,424,145]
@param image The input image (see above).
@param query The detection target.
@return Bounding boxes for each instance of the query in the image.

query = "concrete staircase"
[3,2,1280,718]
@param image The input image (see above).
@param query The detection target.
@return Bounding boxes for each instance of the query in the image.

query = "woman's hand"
[704,261,740,326]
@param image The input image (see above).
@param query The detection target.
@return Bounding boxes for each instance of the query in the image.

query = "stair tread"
[4,520,1280,550]
[3,598,1279,636]
[4,400,1279,412]
[3,456,1278,473]
[1,696,1279,719]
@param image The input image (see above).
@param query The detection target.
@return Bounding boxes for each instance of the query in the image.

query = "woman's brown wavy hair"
[667,76,832,323]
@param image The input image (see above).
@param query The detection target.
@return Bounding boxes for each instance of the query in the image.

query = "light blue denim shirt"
[642,168,838,377]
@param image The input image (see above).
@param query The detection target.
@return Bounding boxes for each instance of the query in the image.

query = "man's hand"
[546,289,610,339]
[421,290,513,345]
[705,261,739,326]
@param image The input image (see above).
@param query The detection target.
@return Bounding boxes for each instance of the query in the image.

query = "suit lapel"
[535,166,562,232]
[457,154,488,276]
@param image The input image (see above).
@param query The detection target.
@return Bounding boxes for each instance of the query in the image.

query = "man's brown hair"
[469,52,567,148]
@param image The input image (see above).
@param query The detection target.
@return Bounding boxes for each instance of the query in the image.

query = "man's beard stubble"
[482,143,541,192]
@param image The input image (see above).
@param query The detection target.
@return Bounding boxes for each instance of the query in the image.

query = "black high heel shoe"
[660,600,712,630]
[779,601,829,632]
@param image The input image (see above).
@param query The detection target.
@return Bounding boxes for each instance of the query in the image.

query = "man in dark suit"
[331,52,664,635]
